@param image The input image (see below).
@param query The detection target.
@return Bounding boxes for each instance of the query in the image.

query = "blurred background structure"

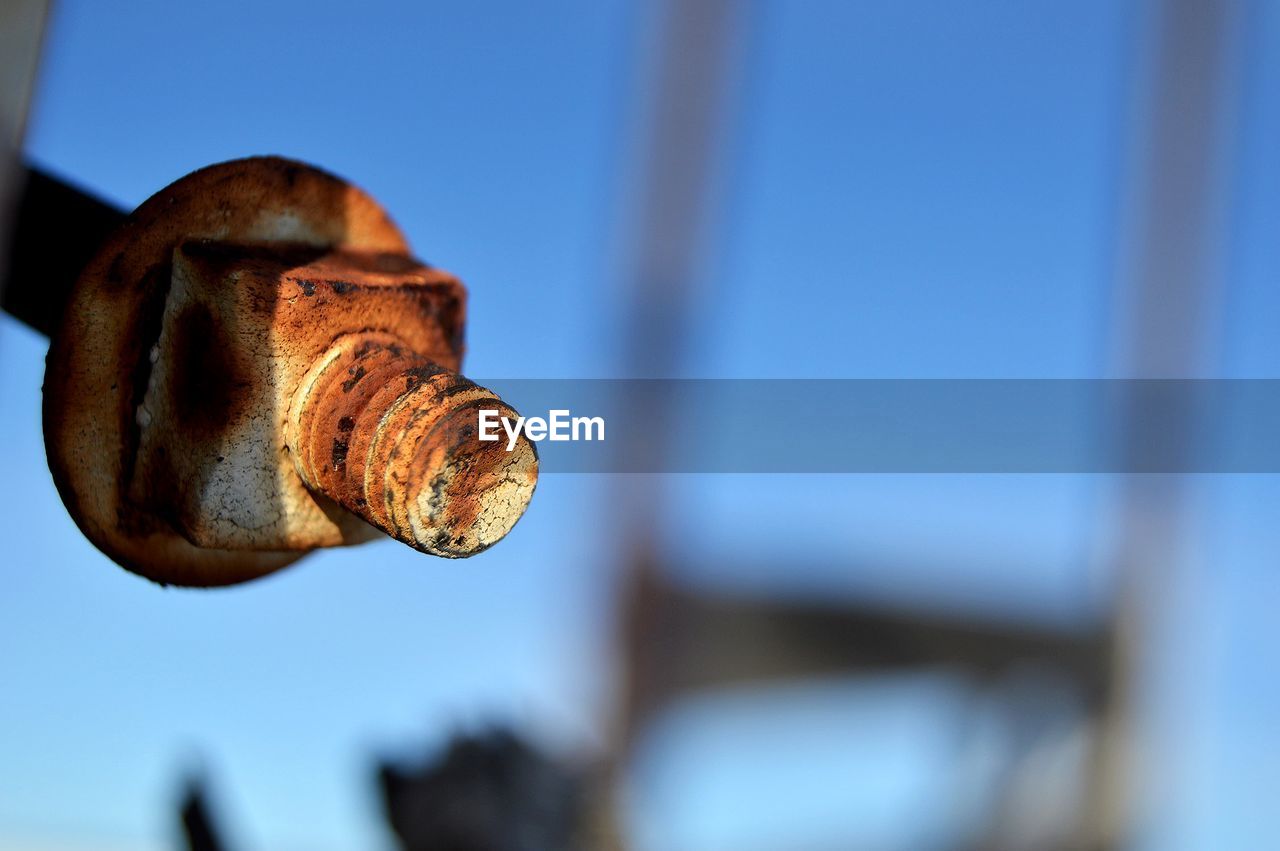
[3,1,1279,849]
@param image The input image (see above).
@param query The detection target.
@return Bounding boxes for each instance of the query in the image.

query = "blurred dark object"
[1,166,124,336]
[0,0,50,294]
[623,565,1112,729]
[379,728,586,851]
[179,775,228,851]
[0,1,47,150]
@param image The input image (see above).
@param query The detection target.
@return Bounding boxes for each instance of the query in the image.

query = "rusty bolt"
[288,333,536,558]
[44,157,537,586]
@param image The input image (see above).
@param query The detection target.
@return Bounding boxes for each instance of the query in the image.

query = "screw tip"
[405,400,538,557]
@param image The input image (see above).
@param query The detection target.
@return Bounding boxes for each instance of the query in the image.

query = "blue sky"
[5,1,1280,849]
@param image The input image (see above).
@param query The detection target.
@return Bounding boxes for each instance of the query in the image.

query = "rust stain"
[169,302,245,438]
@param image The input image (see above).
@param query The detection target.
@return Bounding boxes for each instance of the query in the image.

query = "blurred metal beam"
[624,566,1112,732]
[603,1,1244,849]
[617,0,745,378]
[0,3,129,339]
[0,0,48,150]
[1087,1,1243,849]
[0,0,51,320]
[606,3,1126,848]
[609,0,749,741]
[1,166,124,336]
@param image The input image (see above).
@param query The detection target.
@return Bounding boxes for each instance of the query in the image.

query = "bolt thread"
[291,335,537,556]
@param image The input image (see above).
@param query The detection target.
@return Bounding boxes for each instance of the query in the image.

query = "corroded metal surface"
[44,156,536,585]
[292,335,536,557]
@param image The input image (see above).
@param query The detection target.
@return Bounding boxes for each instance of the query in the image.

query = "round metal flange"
[43,156,409,586]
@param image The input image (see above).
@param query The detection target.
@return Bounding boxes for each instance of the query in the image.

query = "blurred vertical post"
[0,0,48,284]
[1091,0,1242,848]
[608,0,748,741]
